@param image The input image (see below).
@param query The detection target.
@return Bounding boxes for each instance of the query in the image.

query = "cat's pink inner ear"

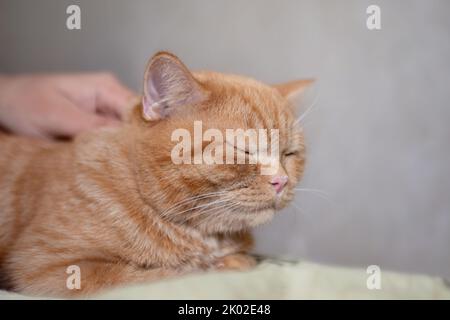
[142,95,160,121]
[142,70,166,120]
[142,52,206,121]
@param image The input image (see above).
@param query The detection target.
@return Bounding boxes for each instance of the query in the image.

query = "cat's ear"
[273,79,315,103]
[142,52,207,121]
[274,79,317,118]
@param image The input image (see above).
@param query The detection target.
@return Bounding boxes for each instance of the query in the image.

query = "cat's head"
[131,52,312,234]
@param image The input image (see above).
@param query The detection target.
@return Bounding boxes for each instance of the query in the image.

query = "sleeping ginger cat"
[0,52,310,297]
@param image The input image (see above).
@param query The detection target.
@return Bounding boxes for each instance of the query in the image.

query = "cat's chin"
[196,207,276,234]
[247,208,276,227]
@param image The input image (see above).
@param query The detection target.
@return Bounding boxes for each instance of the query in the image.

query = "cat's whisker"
[166,190,229,208]
[183,199,239,222]
[293,187,335,207]
[164,196,236,222]
[167,197,234,221]
[160,191,228,218]
[290,201,305,214]
[293,94,319,127]
[193,202,242,228]
[294,187,329,199]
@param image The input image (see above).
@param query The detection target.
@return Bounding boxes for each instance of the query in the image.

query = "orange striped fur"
[0,52,309,297]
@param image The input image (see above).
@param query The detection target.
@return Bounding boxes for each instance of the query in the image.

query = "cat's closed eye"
[225,141,254,155]
[284,150,299,157]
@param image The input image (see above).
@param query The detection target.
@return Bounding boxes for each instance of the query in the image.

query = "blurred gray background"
[1,0,449,278]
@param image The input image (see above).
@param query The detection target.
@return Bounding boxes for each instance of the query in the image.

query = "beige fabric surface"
[1,260,449,299]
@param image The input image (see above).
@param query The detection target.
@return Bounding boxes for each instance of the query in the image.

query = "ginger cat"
[0,52,310,297]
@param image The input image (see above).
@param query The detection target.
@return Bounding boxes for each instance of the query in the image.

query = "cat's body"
[0,53,309,297]
[0,126,253,296]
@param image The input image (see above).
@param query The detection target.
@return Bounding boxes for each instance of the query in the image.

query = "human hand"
[0,73,136,139]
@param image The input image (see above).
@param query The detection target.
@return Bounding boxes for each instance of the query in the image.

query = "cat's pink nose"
[270,175,288,194]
